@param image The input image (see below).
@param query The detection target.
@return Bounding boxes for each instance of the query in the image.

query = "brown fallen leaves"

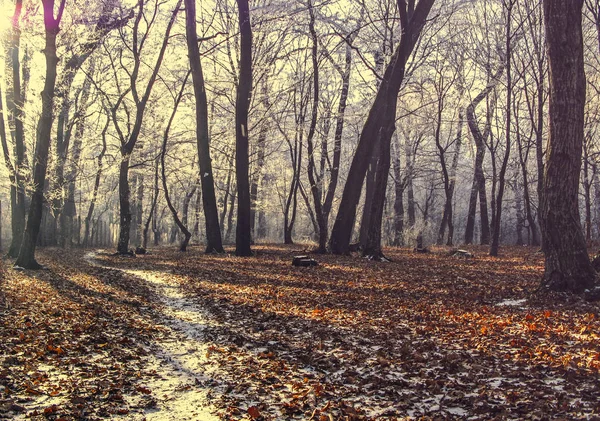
[2,245,600,420]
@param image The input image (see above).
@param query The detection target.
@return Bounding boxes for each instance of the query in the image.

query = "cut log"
[451,249,474,259]
[292,255,318,267]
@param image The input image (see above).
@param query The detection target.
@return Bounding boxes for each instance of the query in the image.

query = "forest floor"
[1,245,599,421]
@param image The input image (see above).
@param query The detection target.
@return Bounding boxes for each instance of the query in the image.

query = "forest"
[1,0,600,419]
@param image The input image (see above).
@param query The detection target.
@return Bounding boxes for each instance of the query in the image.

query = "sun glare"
[0,1,13,38]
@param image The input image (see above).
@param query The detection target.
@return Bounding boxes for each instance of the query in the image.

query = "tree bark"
[15,0,66,269]
[391,136,405,246]
[142,158,159,250]
[83,116,108,248]
[160,72,193,252]
[185,0,224,253]
[329,0,435,255]
[490,0,514,257]
[6,0,27,258]
[304,0,328,252]
[115,0,181,254]
[235,0,253,256]
[540,0,596,293]
[464,66,503,245]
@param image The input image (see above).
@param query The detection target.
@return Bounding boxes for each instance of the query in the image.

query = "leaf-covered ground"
[1,245,599,420]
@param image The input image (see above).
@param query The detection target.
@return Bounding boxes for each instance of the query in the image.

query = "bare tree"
[235,0,253,256]
[329,0,436,257]
[184,0,224,253]
[16,0,67,269]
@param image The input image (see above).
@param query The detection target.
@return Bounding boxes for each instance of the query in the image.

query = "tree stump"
[292,255,318,267]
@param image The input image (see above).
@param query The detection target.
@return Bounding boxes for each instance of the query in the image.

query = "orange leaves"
[136,385,152,395]
[247,405,261,419]
[311,308,325,318]
[46,343,65,355]
[43,404,60,415]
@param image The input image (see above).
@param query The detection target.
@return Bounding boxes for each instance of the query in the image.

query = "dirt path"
[83,252,220,421]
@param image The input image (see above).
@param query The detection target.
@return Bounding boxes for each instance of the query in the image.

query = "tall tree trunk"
[16,0,66,268]
[359,51,385,251]
[329,0,435,255]
[359,149,379,249]
[433,80,450,246]
[514,179,524,245]
[363,133,392,259]
[464,66,503,245]
[116,158,132,254]
[185,0,224,253]
[83,116,108,248]
[283,135,301,244]
[250,113,267,240]
[115,0,181,254]
[62,68,94,247]
[161,71,192,251]
[225,189,236,243]
[391,136,405,246]
[6,0,27,258]
[0,85,18,255]
[583,137,593,242]
[134,175,144,247]
[490,0,514,257]
[235,0,252,256]
[220,167,232,236]
[305,1,327,253]
[540,0,596,293]
[406,141,416,230]
[446,109,463,246]
[142,158,159,250]
[322,39,354,237]
[193,187,202,243]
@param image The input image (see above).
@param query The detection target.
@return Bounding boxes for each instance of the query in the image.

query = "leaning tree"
[328,0,435,257]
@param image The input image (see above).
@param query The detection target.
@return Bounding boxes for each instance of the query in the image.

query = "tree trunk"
[161,72,193,251]
[464,66,503,245]
[583,138,592,242]
[114,0,181,254]
[83,116,108,248]
[185,0,224,253]
[391,136,405,246]
[490,0,514,257]
[250,112,267,240]
[514,180,524,245]
[116,158,132,254]
[328,0,435,255]
[62,69,93,247]
[16,0,65,269]
[220,168,232,236]
[322,39,354,240]
[359,149,379,249]
[142,158,159,250]
[134,175,144,247]
[305,1,327,253]
[363,133,392,259]
[225,189,236,243]
[6,0,27,258]
[235,0,252,256]
[540,0,596,293]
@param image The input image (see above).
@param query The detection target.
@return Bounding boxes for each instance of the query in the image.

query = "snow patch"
[496,298,527,307]
[84,252,220,420]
